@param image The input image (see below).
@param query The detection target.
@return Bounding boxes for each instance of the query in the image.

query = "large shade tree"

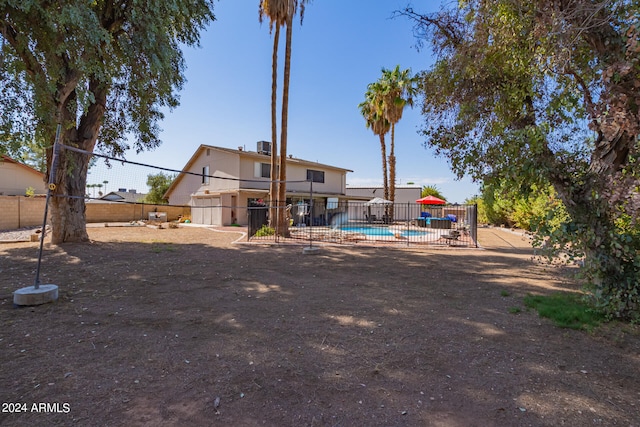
[144,172,175,205]
[0,1,215,244]
[401,1,640,318]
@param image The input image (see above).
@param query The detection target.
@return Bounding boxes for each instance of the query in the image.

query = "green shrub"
[254,225,275,237]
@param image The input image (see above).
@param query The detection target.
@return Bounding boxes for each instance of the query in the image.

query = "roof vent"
[257,141,271,155]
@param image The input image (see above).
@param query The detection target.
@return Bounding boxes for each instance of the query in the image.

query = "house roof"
[164,144,353,198]
[95,191,147,203]
[209,145,353,172]
[1,155,46,179]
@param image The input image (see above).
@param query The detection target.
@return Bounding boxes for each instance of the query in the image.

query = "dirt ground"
[1,225,639,427]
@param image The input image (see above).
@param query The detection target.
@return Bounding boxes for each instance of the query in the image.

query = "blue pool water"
[339,226,428,237]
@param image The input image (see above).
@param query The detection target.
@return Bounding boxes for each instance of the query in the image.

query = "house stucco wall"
[208,149,241,192]
[0,161,47,196]
[241,154,271,191]
[284,163,345,195]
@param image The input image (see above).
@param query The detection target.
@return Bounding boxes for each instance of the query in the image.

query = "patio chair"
[439,230,461,245]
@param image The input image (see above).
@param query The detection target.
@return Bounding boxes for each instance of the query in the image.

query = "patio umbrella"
[364,197,393,206]
[364,197,392,223]
[416,195,446,205]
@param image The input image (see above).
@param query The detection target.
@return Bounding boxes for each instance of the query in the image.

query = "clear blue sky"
[97,0,480,203]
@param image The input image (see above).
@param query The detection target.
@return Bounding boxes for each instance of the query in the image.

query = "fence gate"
[247,202,268,237]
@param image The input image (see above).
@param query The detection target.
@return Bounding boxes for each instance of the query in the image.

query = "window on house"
[255,162,274,178]
[202,166,210,184]
[306,169,325,183]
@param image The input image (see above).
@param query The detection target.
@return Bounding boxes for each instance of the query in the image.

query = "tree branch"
[395,7,464,49]
[1,20,45,79]
[564,67,597,118]
[77,77,109,151]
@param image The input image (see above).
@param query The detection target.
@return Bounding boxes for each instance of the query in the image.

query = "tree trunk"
[388,123,396,221]
[49,81,107,244]
[379,133,389,202]
[269,25,280,227]
[277,16,293,237]
[49,144,91,243]
[590,132,640,220]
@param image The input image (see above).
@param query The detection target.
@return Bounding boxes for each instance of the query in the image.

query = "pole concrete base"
[13,284,59,306]
[303,246,320,255]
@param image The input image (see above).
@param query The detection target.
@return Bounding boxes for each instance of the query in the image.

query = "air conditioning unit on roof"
[257,140,271,155]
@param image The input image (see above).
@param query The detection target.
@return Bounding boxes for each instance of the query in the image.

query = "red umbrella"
[416,195,446,205]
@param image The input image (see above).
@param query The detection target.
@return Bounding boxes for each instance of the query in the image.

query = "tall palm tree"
[278,0,308,236]
[260,0,308,237]
[359,83,391,202]
[379,66,417,207]
[259,0,286,226]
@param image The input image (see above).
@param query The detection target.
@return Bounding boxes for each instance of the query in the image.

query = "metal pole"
[473,203,478,248]
[275,198,279,244]
[308,179,313,249]
[33,124,62,289]
[406,202,410,247]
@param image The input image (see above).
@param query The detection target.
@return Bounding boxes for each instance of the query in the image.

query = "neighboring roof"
[0,155,45,179]
[97,191,147,203]
[165,144,354,198]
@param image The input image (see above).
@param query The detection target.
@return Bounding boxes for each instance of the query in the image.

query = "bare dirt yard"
[1,225,639,427]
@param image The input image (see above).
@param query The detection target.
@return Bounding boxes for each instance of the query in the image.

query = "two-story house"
[164,142,352,226]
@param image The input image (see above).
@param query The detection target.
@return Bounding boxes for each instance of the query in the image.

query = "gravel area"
[0,226,48,242]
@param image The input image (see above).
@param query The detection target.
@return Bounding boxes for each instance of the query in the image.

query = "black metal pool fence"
[248,201,478,247]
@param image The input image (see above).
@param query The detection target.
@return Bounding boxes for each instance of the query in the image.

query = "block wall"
[0,196,49,229]
[0,196,190,230]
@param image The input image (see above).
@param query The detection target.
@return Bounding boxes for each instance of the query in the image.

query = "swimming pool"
[339,226,429,237]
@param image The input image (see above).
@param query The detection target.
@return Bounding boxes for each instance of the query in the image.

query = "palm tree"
[103,180,109,195]
[86,183,96,198]
[379,66,417,207]
[259,0,286,226]
[260,0,309,236]
[421,184,446,201]
[359,84,391,202]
